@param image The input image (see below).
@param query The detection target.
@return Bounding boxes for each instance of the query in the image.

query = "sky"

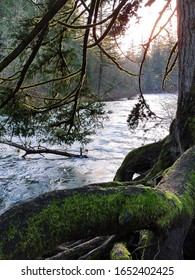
[119,0,177,52]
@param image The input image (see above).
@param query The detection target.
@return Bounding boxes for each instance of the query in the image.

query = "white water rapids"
[0,94,177,214]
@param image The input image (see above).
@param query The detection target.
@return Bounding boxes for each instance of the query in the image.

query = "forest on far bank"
[89,33,178,100]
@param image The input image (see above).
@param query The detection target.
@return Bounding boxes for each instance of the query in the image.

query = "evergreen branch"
[87,0,128,48]
[0,71,21,83]
[91,0,138,77]
[24,73,94,112]
[80,0,90,12]
[92,20,138,77]
[127,0,174,129]
[65,0,81,23]
[67,0,98,132]
[97,43,139,77]
[24,90,76,112]
[57,9,116,30]
[143,8,176,46]
[0,0,69,72]
[20,69,81,90]
[69,4,88,25]
[0,26,48,109]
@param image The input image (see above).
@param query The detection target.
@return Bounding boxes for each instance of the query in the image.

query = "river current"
[0,94,177,214]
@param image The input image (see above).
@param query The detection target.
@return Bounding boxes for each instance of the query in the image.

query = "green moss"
[119,187,182,229]
[0,183,192,259]
[162,167,171,177]
[0,244,5,260]
[114,140,165,182]
[189,171,195,186]
[107,181,124,187]
[4,192,126,259]
[99,181,124,190]
[182,171,195,217]
[187,117,195,140]
[7,225,19,241]
[140,230,154,245]
[139,230,154,259]
[110,242,132,260]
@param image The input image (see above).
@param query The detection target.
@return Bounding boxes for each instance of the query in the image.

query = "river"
[0,94,177,214]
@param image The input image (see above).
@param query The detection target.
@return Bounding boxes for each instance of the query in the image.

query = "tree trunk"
[174,0,195,153]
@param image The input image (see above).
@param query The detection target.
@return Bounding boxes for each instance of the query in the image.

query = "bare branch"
[137,0,173,116]
[162,42,178,89]
[0,140,86,158]
[145,0,156,7]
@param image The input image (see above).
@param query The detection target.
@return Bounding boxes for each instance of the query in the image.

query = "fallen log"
[0,140,87,158]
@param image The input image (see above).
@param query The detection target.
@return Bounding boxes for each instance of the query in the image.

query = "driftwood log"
[0,140,87,158]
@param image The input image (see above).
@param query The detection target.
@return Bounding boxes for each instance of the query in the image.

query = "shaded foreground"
[0,144,195,260]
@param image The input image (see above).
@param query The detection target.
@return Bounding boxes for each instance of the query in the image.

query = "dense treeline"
[89,35,178,100]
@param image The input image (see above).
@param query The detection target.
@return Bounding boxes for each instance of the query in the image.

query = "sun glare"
[119,0,177,53]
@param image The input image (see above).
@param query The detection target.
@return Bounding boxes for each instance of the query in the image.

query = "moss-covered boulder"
[114,139,165,182]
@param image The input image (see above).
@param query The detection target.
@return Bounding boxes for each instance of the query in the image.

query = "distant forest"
[88,35,178,100]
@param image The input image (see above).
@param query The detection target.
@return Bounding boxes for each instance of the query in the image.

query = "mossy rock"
[114,139,165,182]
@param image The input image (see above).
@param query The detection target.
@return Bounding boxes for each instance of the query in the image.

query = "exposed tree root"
[79,235,117,260]
[45,236,115,260]
[114,138,166,183]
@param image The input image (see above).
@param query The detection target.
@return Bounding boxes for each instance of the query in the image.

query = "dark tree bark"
[175,0,195,152]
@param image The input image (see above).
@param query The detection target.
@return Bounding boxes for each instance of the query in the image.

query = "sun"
[118,0,177,53]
